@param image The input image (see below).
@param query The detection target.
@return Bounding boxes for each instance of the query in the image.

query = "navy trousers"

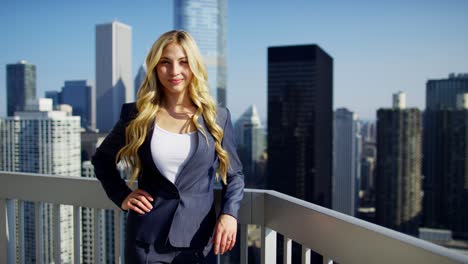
[125,239,215,264]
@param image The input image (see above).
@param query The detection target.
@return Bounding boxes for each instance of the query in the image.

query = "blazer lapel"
[139,121,161,176]
[139,115,210,187]
[174,115,209,186]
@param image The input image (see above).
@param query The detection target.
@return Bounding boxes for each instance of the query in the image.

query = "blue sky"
[1,0,467,121]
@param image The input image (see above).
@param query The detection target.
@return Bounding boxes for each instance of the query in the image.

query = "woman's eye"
[160,60,170,65]
[180,60,188,64]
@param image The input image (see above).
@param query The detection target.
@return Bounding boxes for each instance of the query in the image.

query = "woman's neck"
[161,94,195,113]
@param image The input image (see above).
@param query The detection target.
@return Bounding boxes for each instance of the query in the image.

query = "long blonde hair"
[116,30,229,186]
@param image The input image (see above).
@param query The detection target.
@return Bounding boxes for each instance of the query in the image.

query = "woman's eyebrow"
[160,56,188,60]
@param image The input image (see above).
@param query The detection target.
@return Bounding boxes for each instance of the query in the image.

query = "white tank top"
[150,123,197,183]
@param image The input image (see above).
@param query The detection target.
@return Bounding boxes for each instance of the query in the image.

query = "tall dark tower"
[423,73,468,236]
[267,44,333,206]
[426,92,468,238]
[267,44,333,263]
[376,92,422,236]
[6,60,36,116]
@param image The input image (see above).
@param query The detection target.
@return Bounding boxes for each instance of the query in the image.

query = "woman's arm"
[220,108,245,219]
[213,108,245,255]
[91,104,135,210]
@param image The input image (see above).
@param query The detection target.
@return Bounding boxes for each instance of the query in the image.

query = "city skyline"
[1,0,468,121]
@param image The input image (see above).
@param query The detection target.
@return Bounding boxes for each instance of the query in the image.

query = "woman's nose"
[170,63,181,75]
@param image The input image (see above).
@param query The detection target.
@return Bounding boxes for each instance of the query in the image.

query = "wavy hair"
[116,30,229,186]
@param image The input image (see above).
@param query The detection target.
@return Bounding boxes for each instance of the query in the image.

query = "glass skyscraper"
[333,108,361,217]
[174,0,227,107]
[6,60,36,116]
[267,44,333,263]
[424,73,468,238]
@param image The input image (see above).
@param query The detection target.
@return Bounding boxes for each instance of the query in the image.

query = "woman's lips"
[169,79,183,85]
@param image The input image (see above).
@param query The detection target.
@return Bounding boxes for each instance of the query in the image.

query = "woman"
[92,30,244,263]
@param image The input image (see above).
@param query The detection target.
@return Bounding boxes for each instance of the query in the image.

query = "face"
[156,43,193,96]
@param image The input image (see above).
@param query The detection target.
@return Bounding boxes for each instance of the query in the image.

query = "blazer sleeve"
[220,108,245,219]
[91,103,136,211]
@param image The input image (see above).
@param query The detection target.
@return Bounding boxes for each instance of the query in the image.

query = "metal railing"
[1,171,467,264]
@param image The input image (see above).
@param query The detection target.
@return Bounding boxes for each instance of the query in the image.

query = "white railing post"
[301,246,310,264]
[240,223,248,264]
[284,237,292,264]
[261,226,276,264]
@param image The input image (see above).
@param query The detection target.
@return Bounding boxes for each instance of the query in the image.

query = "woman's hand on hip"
[212,214,237,255]
[121,189,154,214]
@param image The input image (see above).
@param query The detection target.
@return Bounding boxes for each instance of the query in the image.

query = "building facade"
[6,61,36,116]
[95,21,133,132]
[333,108,361,216]
[267,44,333,263]
[61,80,96,130]
[174,0,227,107]
[423,73,468,233]
[425,94,468,238]
[267,44,333,207]
[376,92,422,236]
[0,98,81,263]
[134,63,147,99]
[234,105,267,188]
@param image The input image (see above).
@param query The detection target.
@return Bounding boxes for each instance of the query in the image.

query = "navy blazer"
[91,103,244,249]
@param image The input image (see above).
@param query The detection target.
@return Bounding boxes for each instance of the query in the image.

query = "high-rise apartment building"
[376,92,422,236]
[174,0,227,107]
[423,73,468,234]
[234,105,266,188]
[0,98,81,263]
[6,60,36,116]
[333,108,361,216]
[95,21,133,132]
[267,44,333,206]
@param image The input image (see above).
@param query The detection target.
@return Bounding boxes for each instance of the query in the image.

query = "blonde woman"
[92,30,244,263]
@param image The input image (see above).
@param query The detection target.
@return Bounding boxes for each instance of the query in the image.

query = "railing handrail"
[1,171,467,264]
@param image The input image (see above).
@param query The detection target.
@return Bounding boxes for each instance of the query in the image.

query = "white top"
[151,123,197,183]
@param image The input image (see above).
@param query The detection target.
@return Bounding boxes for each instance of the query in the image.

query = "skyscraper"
[333,108,361,216]
[6,60,36,116]
[0,98,81,263]
[423,73,468,232]
[234,105,267,188]
[95,21,133,132]
[134,63,147,99]
[267,44,333,207]
[424,94,468,238]
[61,80,96,130]
[267,44,333,263]
[174,0,227,107]
[376,92,422,236]
[45,90,61,108]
